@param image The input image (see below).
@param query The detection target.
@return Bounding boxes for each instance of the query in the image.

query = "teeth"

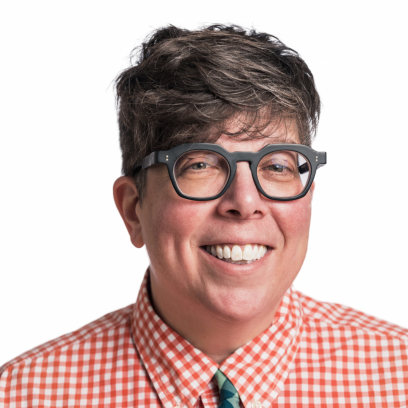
[216,245,223,259]
[231,245,243,261]
[242,244,254,261]
[253,244,259,259]
[206,244,268,263]
[223,246,231,259]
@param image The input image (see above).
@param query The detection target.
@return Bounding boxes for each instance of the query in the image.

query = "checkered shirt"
[1,272,408,408]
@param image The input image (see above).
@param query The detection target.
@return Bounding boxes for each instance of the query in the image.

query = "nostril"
[227,209,241,216]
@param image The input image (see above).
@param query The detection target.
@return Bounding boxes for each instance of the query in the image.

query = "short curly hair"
[115,24,321,201]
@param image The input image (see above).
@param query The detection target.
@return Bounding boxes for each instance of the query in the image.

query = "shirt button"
[252,401,262,408]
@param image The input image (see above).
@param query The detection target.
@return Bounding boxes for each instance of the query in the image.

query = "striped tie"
[214,369,241,408]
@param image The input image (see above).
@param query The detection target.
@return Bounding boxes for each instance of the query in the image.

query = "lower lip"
[199,246,271,276]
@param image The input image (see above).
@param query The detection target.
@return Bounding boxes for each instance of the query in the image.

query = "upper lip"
[201,241,273,248]
[197,227,277,249]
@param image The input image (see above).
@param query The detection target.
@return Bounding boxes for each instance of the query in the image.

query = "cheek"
[142,168,213,240]
[142,195,213,259]
[271,195,312,240]
[154,201,209,235]
[142,198,216,290]
[266,196,312,289]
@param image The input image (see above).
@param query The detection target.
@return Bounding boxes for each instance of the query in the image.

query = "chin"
[202,286,272,324]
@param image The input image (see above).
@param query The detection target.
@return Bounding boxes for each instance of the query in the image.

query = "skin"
[113,120,314,364]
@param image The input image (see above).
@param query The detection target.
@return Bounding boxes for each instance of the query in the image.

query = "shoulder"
[296,289,408,340]
[1,305,134,375]
[0,304,140,402]
[293,288,408,363]
[288,289,408,399]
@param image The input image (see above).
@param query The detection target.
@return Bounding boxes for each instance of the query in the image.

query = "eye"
[186,154,219,171]
[266,163,286,172]
[258,152,296,175]
[262,162,291,173]
[191,162,208,170]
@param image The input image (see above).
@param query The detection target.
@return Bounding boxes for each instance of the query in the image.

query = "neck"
[149,274,281,364]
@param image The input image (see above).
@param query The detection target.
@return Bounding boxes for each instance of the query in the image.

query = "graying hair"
[115,24,321,201]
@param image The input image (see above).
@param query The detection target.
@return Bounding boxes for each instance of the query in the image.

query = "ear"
[113,176,144,248]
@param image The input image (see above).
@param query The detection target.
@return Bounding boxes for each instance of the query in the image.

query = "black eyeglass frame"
[133,143,327,201]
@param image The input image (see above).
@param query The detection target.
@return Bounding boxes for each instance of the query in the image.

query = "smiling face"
[135,120,314,327]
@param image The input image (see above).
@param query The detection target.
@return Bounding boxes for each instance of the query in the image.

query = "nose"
[217,161,269,219]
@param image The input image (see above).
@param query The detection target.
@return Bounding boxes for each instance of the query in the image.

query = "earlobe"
[113,176,144,248]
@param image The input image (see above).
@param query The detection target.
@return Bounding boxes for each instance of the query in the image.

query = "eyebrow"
[258,139,301,152]
[266,139,299,144]
[215,139,301,149]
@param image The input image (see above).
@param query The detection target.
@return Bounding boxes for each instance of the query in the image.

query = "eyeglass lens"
[173,150,310,199]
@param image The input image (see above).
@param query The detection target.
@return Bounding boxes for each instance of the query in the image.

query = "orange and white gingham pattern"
[1,271,408,408]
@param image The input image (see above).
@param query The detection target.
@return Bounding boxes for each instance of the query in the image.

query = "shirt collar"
[131,271,303,408]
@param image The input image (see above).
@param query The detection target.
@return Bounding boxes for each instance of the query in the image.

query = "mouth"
[202,244,269,265]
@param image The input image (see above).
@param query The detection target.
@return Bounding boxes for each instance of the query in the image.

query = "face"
[129,119,314,325]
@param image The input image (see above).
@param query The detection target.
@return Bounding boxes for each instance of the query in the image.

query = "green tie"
[214,369,241,408]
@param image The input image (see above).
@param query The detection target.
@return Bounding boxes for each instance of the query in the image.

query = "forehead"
[214,117,300,153]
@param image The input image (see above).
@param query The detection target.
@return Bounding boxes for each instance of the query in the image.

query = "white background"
[1,0,407,365]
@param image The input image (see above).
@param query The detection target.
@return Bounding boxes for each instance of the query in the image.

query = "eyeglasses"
[133,143,327,201]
